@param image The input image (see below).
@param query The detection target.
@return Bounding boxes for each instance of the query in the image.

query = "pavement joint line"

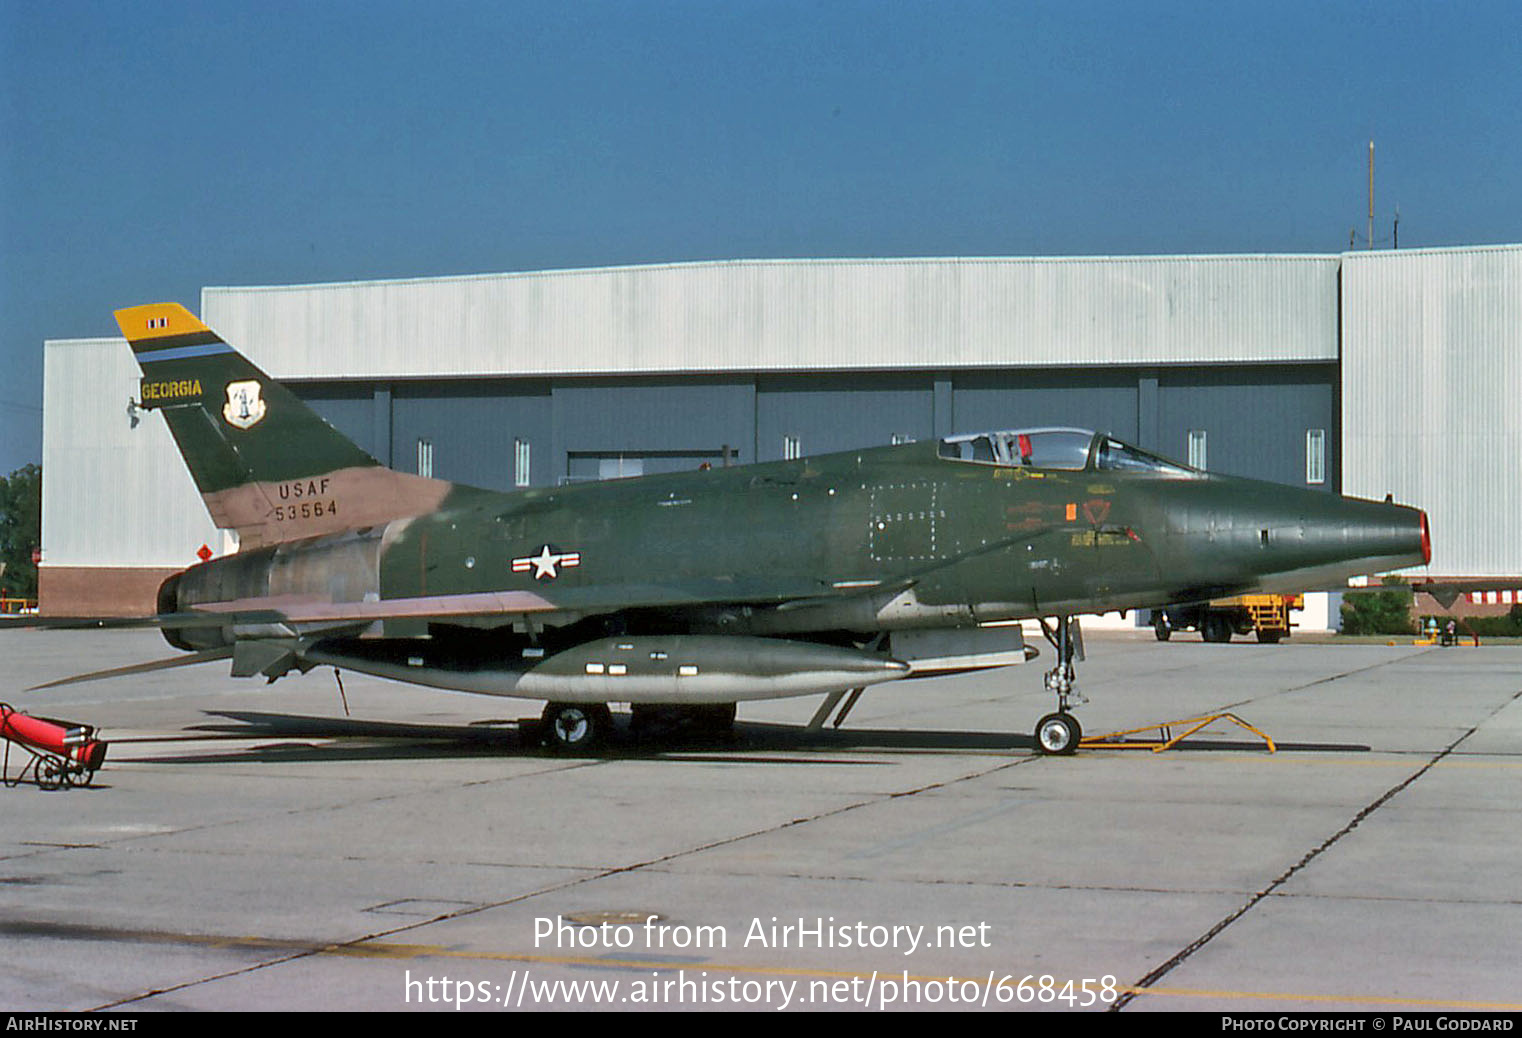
[1221,647,1437,712]
[1109,682,1522,1012]
[626,864,1257,897]
[1265,890,1522,907]
[629,859,1522,905]
[2,755,609,866]
[92,750,1044,1010]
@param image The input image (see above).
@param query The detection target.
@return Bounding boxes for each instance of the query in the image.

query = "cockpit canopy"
[938,427,1195,476]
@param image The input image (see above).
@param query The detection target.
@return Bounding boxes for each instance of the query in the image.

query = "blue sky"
[3,0,1519,474]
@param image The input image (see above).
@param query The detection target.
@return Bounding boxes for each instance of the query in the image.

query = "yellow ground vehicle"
[1153,594,1303,644]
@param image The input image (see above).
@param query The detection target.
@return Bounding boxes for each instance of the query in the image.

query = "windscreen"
[1094,437,1193,475]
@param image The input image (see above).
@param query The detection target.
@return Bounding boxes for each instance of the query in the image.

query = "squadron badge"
[223,380,267,429]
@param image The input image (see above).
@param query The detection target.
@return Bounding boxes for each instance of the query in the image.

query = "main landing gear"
[541,702,612,752]
[541,702,739,751]
[630,703,737,738]
[1034,617,1086,755]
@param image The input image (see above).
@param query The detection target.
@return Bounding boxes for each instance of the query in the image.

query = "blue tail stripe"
[136,342,236,363]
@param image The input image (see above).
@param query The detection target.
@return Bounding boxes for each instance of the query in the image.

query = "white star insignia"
[512,545,581,580]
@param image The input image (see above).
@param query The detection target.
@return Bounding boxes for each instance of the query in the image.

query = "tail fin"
[117,303,452,548]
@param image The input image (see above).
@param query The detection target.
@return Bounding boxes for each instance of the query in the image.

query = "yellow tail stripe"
[114,303,212,343]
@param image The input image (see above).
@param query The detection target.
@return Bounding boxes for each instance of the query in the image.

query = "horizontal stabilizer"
[27,647,235,691]
[5,610,287,631]
[1409,579,1522,610]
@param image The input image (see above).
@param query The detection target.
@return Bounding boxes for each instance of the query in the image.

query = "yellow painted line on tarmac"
[40,921,1521,1011]
[330,939,1076,989]
[1138,985,1522,1011]
[326,941,1522,1011]
[1107,752,1522,771]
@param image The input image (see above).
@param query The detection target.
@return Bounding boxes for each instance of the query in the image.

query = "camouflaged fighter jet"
[39,303,1432,754]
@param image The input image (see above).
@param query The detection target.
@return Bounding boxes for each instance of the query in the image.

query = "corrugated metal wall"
[296,368,1336,489]
[1157,365,1338,487]
[389,380,553,489]
[41,338,221,567]
[202,255,1340,379]
[1342,245,1522,576]
[757,374,935,462]
[953,370,1141,446]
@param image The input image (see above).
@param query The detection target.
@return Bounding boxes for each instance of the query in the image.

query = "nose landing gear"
[1034,616,1085,755]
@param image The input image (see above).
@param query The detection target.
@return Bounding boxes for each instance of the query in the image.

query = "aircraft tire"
[542,702,610,752]
[628,704,660,733]
[692,703,737,731]
[630,703,736,735]
[1034,712,1082,756]
[1154,616,1172,641]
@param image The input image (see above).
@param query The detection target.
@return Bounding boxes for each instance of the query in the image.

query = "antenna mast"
[1367,140,1375,250]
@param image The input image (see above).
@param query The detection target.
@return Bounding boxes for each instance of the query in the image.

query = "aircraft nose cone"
[1164,479,1431,593]
[1296,496,1430,574]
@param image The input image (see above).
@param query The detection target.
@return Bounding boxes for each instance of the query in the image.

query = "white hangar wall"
[1341,244,1522,578]
[199,255,1340,378]
[39,337,223,613]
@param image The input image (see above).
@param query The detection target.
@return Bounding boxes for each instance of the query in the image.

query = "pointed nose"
[1162,479,1430,592]
[1269,493,1430,580]
[1315,496,1430,569]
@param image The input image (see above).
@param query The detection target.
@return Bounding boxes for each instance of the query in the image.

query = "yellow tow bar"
[1079,712,1277,753]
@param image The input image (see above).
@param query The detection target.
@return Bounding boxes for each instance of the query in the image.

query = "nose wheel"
[1034,616,1086,755]
[1035,711,1083,755]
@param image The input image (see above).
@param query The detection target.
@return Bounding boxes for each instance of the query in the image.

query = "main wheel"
[542,703,610,752]
[1154,615,1172,641]
[630,703,736,736]
[690,702,737,732]
[1034,712,1082,756]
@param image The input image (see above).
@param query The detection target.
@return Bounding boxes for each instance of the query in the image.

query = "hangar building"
[39,244,1521,623]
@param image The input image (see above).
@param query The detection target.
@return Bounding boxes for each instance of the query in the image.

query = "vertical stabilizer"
[117,303,453,547]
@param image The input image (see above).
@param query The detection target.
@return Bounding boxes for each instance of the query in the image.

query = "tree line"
[0,464,40,599]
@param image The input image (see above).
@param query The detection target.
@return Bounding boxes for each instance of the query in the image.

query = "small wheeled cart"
[1,702,108,789]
